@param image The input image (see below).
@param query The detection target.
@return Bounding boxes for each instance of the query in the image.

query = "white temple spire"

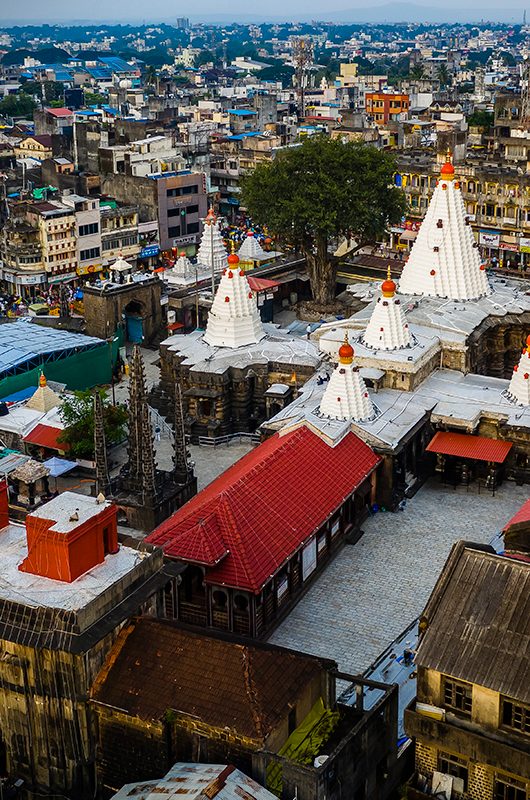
[398,155,490,301]
[196,208,228,273]
[507,335,530,406]
[362,267,412,350]
[203,247,265,348]
[238,231,268,262]
[319,334,374,422]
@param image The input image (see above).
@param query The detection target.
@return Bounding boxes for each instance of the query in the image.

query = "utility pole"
[210,210,215,298]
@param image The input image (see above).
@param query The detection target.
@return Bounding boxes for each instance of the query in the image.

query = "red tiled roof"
[23,424,67,451]
[426,431,512,464]
[45,107,73,118]
[504,499,530,532]
[147,426,380,592]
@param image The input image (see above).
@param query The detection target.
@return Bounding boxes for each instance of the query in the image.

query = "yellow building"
[405,540,530,800]
[337,62,359,86]
[14,134,53,161]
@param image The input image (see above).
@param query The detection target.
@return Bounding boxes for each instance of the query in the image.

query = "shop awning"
[247,276,280,293]
[399,230,418,241]
[23,424,68,451]
[426,431,512,464]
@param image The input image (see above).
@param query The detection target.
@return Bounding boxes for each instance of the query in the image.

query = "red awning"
[503,499,530,531]
[426,431,512,464]
[167,322,184,331]
[247,276,280,293]
[23,424,68,451]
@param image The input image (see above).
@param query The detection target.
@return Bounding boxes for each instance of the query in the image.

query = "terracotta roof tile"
[91,618,328,741]
[147,426,380,592]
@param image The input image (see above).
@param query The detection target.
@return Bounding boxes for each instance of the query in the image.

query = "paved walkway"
[268,479,529,674]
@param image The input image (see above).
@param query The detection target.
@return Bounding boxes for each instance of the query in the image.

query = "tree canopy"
[241,136,406,305]
[59,389,127,460]
[0,92,37,118]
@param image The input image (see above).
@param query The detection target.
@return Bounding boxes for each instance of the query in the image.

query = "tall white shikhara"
[362,268,412,350]
[203,250,265,348]
[507,335,530,406]
[319,335,374,422]
[398,158,490,301]
[196,208,228,273]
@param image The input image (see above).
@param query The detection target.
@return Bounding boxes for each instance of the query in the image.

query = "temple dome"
[398,156,490,302]
[203,250,265,348]
[319,335,374,422]
[362,269,412,351]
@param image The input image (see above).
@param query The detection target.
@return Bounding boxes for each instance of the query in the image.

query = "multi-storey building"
[100,203,141,267]
[405,539,530,800]
[366,92,409,124]
[25,199,78,286]
[62,193,103,278]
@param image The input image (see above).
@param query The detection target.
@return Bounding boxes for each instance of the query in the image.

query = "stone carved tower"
[127,346,157,499]
[93,391,110,496]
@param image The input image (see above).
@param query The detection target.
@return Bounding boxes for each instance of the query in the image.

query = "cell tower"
[521,58,530,129]
[291,36,313,119]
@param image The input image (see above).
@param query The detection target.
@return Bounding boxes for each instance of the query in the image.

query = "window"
[167,207,181,217]
[186,222,199,234]
[438,751,468,790]
[501,698,530,735]
[80,247,100,261]
[443,677,472,716]
[494,775,527,800]
[185,204,199,215]
[78,222,99,236]
[168,226,181,238]
[166,184,199,198]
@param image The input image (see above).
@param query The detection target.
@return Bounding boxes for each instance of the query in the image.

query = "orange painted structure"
[19,496,118,582]
[365,92,409,124]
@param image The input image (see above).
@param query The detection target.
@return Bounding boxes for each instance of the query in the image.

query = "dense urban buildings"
[0,12,528,800]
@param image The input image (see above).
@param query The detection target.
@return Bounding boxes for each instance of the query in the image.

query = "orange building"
[19,490,118,582]
[366,92,409,124]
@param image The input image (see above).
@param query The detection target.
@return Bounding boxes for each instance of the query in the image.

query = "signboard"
[302,538,318,581]
[49,272,77,284]
[18,273,46,286]
[172,234,198,247]
[520,237,530,253]
[77,263,103,275]
[139,244,160,259]
[500,242,518,252]
[479,230,500,247]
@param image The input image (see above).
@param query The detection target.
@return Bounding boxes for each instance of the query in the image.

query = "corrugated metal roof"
[0,320,104,377]
[23,423,66,451]
[504,498,530,531]
[417,542,530,705]
[426,431,513,464]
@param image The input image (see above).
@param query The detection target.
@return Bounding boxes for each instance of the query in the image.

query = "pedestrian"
[306,324,312,340]
[155,425,161,442]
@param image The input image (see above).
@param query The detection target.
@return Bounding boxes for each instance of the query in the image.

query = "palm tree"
[409,63,425,80]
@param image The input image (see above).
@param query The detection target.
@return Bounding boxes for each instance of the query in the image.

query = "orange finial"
[338,332,354,365]
[440,149,455,180]
[526,334,530,352]
[381,264,396,298]
[39,372,47,387]
[227,239,239,266]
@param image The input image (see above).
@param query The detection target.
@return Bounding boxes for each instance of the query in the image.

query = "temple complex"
[155,249,321,440]
[263,157,530,503]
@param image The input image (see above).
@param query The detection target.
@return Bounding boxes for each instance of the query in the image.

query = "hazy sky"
[1,0,529,24]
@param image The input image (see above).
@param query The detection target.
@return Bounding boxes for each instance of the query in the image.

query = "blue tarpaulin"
[43,456,77,477]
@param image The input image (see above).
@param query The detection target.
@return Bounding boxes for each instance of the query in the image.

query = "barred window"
[501,698,530,736]
[443,677,472,716]
[494,774,527,800]
[438,751,468,790]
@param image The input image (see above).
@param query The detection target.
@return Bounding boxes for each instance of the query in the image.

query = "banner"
[479,230,500,247]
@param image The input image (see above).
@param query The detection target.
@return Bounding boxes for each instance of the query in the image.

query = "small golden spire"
[39,372,47,388]
[387,264,392,281]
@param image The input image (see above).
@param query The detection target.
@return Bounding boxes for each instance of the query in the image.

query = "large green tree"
[241,136,406,305]
[0,92,37,118]
[58,389,127,460]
